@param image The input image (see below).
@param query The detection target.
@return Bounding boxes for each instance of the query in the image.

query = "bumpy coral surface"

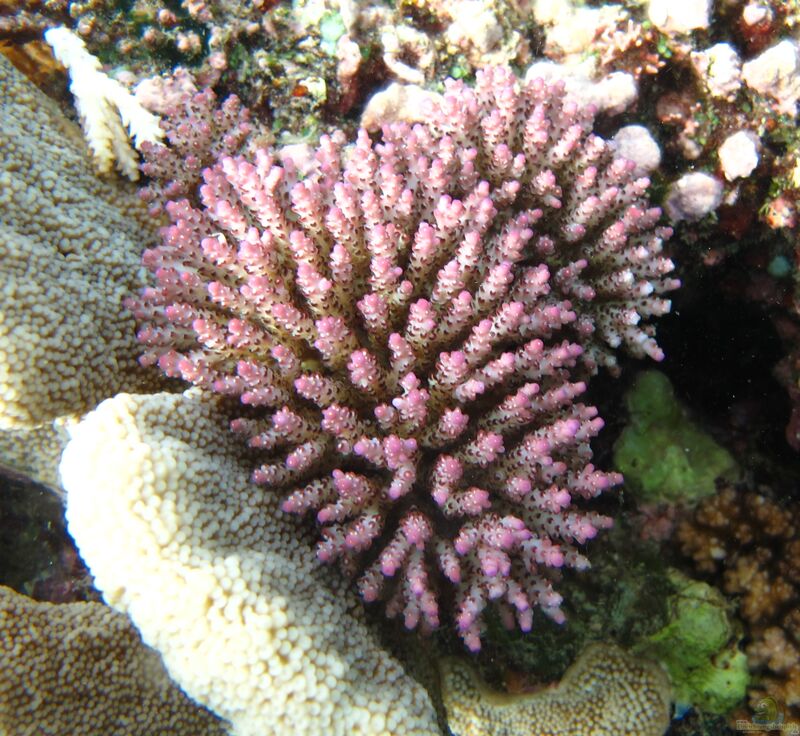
[128,66,677,649]
[0,585,226,736]
[61,390,441,736]
[0,54,161,430]
[440,642,672,736]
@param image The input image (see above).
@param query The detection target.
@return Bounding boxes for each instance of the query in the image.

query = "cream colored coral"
[441,643,672,736]
[0,585,227,736]
[0,54,163,431]
[60,390,441,736]
[742,40,800,115]
[535,2,626,58]
[44,26,163,179]
[524,60,638,115]
[360,83,443,131]
[0,421,70,488]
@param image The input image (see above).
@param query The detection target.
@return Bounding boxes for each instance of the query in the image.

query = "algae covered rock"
[614,371,738,504]
[638,571,749,715]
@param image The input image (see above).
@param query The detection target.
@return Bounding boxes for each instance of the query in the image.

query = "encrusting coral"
[60,389,442,736]
[128,65,677,649]
[440,642,672,736]
[0,584,227,736]
[0,422,68,489]
[640,571,749,715]
[0,53,162,433]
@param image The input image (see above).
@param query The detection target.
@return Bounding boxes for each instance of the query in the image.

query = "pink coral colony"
[127,66,678,649]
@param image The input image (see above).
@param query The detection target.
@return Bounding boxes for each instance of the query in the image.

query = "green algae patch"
[638,572,749,715]
[614,371,738,504]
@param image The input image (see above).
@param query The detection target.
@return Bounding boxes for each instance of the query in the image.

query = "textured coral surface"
[441,642,672,736]
[0,584,226,736]
[0,53,161,430]
[60,390,441,736]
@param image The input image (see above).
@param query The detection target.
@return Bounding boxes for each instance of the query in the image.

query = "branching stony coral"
[138,82,252,213]
[128,66,678,649]
[44,27,164,180]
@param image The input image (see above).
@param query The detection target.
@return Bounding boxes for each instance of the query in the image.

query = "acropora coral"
[127,65,678,650]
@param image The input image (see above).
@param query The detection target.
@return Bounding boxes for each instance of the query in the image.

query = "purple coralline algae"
[127,66,678,649]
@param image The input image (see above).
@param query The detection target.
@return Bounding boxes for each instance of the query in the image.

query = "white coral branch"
[44,26,163,180]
